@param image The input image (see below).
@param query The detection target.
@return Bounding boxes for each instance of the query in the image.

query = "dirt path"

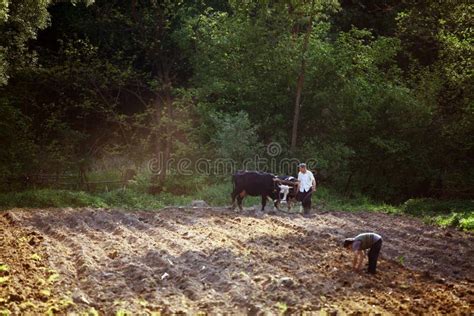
[1,207,473,314]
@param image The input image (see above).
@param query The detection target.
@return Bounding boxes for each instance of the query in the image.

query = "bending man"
[343,232,383,274]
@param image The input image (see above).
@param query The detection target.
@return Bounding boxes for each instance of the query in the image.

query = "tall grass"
[314,187,399,213]
[0,182,259,210]
[0,180,472,231]
[0,189,162,210]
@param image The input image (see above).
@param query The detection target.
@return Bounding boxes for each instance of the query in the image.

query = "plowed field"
[1,207,473,314]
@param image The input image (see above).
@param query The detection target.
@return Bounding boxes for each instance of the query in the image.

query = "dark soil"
[1,207,473,314]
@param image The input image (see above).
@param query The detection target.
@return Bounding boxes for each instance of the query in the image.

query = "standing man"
[343,232,383,274]
[296,163,316,214]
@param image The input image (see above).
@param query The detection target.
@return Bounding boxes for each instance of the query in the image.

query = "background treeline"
[0,0,473,203]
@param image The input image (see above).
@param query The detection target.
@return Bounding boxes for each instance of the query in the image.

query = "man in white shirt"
[296,163,316,214]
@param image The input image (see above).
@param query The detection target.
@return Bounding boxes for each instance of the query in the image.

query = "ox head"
[278,184,291,203]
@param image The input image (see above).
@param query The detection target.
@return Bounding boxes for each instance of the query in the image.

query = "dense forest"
[1,2,474,314]
[1,0,473,202]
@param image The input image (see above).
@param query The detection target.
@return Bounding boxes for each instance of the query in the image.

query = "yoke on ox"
[231,171,298,211]
[231,171,280,211]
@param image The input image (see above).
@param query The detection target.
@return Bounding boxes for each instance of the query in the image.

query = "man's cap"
[343,238,355,248]
[298,163,306,168]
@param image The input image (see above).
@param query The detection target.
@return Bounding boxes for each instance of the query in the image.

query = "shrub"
[402,198,474,231]
[403,198,474,215]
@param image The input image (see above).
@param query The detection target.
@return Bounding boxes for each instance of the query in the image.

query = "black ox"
[231,171,297,211]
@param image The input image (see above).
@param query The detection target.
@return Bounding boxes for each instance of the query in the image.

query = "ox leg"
[237,195,244,211]
[274,199,280,211]
[261,195,267,211]
[231,190,238,210]
[267,196,280,211]
[231,187,244,210]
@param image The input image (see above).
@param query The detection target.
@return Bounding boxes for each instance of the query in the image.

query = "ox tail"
[231,173,236,190]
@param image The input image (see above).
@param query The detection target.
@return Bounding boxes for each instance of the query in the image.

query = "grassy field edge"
[0,186,472,231]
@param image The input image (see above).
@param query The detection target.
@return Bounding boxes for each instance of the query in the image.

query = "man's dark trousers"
[367,239,382,274]
[297,188,313,214]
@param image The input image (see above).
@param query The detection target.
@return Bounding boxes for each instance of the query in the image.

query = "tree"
[290,0,316,153]
[0,0,93,85]
[1,0,472,201]
[396,1,474,197]
[213,111,262,164]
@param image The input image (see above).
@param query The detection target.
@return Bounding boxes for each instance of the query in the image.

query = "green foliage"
[395,1,474,200]
[0,0,50,83]
[30,253,42,261]
[0,102,37,180]
[126,170,153,194]
[275,301,288,314]
[185,3,449,200]
[186,6,303,139]
[99,190,165,210]
[0,1,8,23]
[47,272,60,283]
[0,188,192,210]
[402,198,474,231]
[0,189,103,209]
[403,198,474,215]
[396,255,405,266]
[87,308,99,316]
[0,0,94,85]
[431,213,474,231]
[87,169,121,182]
[212,111,263,164]
[194,182,232,206]
[0,264,9,273]
[315,187,399,213]
[0,185,472,231]
[315,189,474,231]
[115,310,130,316]
[0,0,472,205]
[459,215,474,231]
[160,174,206,195]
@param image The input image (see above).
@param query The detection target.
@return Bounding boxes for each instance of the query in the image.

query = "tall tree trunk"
[290,0,315,153]
[159,97,173,185]
[344,172,353,196]
[156,74,173,185]
[152,94,163,185]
